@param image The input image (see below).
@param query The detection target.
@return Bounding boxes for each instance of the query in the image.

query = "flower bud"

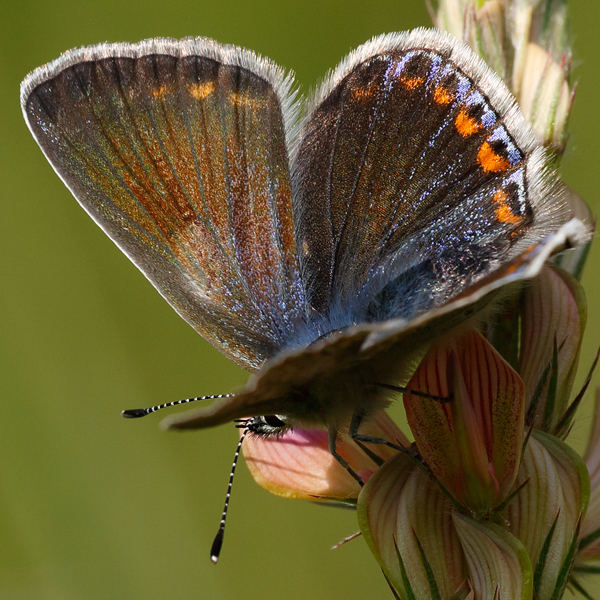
[434,0,574,153]
[519,266,586,430]
[404,330,525,512]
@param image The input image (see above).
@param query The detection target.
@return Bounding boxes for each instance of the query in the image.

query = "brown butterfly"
[21,28,587,483]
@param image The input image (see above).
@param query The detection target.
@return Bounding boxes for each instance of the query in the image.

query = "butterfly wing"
[292,28,571,325]
[21,38,305,370]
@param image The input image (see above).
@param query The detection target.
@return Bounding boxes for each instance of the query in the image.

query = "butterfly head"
[238,414,295,437]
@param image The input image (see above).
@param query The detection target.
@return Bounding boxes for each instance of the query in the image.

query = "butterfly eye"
[263,415,287,428]
[244,414,292,436]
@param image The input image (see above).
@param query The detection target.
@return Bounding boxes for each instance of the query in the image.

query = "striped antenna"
[121,394,233,418]
[211,425,248,564]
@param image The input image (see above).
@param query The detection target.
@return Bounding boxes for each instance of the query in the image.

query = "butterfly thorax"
[249,364,394,437]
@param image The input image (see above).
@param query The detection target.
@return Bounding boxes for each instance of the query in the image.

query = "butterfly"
[21,28,587,481]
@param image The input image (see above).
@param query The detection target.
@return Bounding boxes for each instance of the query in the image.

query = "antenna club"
[121,409,148,418]
[210,530,224,564]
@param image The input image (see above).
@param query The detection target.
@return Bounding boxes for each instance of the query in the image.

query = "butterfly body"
[21,29,588,450]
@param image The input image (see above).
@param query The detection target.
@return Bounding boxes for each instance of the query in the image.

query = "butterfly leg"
[328,427,364,486]
[349,412,424,467]
[377,383,452,403]
[348,412,405,451]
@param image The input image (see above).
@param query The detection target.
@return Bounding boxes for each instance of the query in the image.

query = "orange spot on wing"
[188,81,215,99]
[152,84,170,98]
[229,91,262,108]
[493,190,522,224]
[455,110,481,137]
[478,142,510,173]
[400,76,424,89]
[433,87,454,105]
[352,79,379,100]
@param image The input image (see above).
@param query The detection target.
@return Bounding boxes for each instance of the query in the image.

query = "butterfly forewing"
[293,29,569,323]
[22,39,305,370]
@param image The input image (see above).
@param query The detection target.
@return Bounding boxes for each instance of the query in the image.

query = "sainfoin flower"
[241,1,599,598]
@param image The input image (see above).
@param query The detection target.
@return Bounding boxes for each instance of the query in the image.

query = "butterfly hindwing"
[21,38,305,370]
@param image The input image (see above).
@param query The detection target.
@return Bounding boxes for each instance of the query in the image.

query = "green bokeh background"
[2,1,599,598]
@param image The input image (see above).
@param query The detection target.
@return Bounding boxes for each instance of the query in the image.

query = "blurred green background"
[2,1,599,598]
